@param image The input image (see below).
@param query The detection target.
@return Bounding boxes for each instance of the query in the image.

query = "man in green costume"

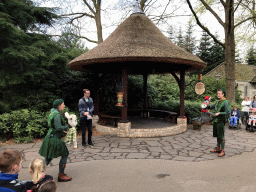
[209,89,231,157]
[39,99,72,182]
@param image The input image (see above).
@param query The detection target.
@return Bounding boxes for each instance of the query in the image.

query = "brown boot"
[210,147,221,153]
[58,173,72,182]
[218,150,225,157]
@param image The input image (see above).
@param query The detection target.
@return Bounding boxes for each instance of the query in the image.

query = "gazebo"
[68,3,206,137]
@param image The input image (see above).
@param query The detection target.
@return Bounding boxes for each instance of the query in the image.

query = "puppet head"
[201,96,211,112]
[65,112,78,128]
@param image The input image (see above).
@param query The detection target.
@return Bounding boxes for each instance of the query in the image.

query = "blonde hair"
[29,159,46,184]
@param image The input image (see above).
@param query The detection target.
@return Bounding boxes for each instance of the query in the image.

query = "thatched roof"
[206,63,256,83]
[68,13,206,74]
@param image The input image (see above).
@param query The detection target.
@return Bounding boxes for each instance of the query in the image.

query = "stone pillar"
[118,122,131,137]
[177,117,187,132]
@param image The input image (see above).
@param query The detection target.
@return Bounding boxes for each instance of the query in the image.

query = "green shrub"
[0,109,48,143]
[150,99,201,123]
[150,99,242,123]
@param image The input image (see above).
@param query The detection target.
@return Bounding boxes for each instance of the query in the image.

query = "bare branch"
[156,0,172,25]
[186,0,225,48]
[234,0,243,13]
[83,0,96,15]
[61,12,95,19]
[234,16,256,28]
[199,0,225,26]
[220,0,226,7]
[49,34,98,44]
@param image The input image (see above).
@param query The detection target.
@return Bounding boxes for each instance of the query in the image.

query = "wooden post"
[143,73,148,116]
[94,72,100,114]
[180,68,185,117]
[121,67,128,122]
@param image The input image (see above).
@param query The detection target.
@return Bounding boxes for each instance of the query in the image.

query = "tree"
[0,0,89,113]
[186,0,256,103]
[197,31,211,61]
[167,25,176,42]
[208,36,224,71]
[35,0,182,47]
[176,26,185,49]
[0,0,59,86]
[246,46,256,65]
[61,0,103,44]
[184,22,196,54]
[196,30,212,73]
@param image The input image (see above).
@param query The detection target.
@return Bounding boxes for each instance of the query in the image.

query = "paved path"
[1,125,256,169]
[2,125,256,192]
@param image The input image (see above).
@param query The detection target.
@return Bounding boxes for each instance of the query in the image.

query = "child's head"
[29,159,46,184]
[0,150,22,174]
[233,106,237,110]
[31,180,57,192]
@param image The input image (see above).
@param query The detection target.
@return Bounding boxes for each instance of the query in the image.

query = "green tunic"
[39,108,69,159]
[210,99,231,138]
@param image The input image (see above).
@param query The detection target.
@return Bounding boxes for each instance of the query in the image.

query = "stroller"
[246,108,256,132]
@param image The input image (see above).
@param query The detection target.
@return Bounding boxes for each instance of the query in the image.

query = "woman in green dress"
[209,89,231,157]
[39,99,72,182]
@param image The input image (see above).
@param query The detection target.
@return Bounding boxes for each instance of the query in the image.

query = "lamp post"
[215,74,220,89]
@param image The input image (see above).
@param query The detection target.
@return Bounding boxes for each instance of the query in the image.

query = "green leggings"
[217,138,225,150]
[45,155,68,174]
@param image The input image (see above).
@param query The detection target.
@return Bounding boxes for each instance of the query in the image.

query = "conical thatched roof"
[68,13,206,74]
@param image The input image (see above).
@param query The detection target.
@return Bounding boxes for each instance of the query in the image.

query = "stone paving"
[1,125,256,169]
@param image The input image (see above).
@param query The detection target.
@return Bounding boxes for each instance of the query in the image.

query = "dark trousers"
[45,155,68,174]
[241,111,249,124]
[81,118,92,144]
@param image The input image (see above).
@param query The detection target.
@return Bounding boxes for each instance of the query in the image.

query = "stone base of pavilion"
[95,117,187,138]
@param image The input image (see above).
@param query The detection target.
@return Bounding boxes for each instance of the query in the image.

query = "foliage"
[149,74,242,104]
[246,46,256,65]
[149,74,180,101]
[196,31,224,74]
[0,0,89,114]
[98,74,156,112]
[150,99,201,123]
[184,22,196,54]
[0,109,48,143]
[0,0,59,86]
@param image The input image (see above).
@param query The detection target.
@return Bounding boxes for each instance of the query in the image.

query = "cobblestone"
[2,125,256,169]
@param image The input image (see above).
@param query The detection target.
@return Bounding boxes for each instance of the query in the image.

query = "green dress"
[210,99,231,138]
[39,108,69,159]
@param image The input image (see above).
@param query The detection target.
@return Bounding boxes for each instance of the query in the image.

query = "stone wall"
[95,117,187,138]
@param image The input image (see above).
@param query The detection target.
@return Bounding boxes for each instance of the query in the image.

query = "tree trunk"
[224,0,236,103]
[95,1,103,44]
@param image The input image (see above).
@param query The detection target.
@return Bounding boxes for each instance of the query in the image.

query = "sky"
[34,0,255,62]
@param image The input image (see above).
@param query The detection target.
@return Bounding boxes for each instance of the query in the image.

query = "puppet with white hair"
[65,112,78,149]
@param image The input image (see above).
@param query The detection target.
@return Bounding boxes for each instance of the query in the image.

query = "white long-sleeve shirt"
[241,100,251,112]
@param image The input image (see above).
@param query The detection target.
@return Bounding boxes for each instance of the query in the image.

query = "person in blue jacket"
[230,106,241,127]
[0,150,28,192]
[78,89,94,147]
